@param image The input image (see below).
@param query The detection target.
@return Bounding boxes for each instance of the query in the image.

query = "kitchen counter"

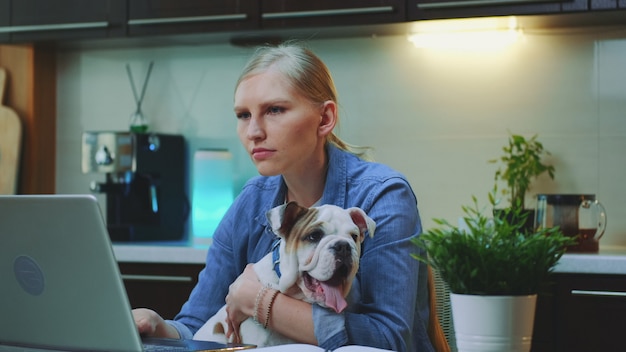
[553,246,626,275]
[113,241,209,264]
[113,243,626,275]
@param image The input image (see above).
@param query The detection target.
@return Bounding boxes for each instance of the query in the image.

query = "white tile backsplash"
[56,26,626,246]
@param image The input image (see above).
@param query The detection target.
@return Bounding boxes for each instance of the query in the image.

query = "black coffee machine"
[81,132,188,242]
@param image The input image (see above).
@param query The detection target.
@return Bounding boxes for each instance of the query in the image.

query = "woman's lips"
[251,148,275,161]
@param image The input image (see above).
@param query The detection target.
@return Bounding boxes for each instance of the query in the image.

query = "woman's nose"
[246,116,265,140]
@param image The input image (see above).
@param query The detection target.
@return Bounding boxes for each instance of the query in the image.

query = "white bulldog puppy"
[194,201,375,347]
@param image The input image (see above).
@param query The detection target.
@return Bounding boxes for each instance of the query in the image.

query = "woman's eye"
[236,112,250,120]
[267,106,284,115]
[306,230,323,243]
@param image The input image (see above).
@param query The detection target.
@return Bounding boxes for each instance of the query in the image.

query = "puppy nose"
[332,242,351,258]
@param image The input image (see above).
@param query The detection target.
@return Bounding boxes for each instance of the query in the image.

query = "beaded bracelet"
[264,289,280,329]
[253,285,269,324]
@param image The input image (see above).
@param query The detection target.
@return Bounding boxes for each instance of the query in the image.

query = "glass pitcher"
[535,194,607,253]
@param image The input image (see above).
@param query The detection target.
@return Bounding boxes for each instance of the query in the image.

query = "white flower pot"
[450,293,537,352]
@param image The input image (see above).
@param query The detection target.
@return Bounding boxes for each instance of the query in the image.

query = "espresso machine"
[81,132,188,242]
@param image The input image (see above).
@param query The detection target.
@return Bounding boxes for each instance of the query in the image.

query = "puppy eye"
[351,233,359,242]
[306,230,324,243]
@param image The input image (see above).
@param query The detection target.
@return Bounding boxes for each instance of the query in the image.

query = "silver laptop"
[0,195,252,352]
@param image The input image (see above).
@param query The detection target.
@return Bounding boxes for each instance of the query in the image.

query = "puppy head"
[266,201,375,313]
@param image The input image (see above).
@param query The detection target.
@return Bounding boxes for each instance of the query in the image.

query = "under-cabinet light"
[408,16,524,51]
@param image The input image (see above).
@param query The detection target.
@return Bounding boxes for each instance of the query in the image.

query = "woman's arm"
[224,265,318,345]
[268,293,317,344]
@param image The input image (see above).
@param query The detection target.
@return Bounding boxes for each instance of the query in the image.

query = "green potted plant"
[490,133,555,212]
[412,189,574,352]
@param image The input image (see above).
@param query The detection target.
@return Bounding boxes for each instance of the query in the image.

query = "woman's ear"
[318,100,337,137]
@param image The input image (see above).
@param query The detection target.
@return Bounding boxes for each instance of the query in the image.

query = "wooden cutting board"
[0,67,22,194]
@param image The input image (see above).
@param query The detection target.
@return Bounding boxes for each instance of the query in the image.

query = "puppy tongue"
[321,282,347,313]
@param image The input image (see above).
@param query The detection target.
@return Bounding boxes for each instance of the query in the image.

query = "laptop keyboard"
[143,343,190,351]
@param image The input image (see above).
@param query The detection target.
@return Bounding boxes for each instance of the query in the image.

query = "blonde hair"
[236,41,372,160]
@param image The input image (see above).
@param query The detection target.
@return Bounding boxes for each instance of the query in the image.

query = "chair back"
[427,266,453,352]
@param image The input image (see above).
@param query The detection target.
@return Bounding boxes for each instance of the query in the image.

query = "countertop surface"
[113,240,210,264]
[553,246,626,275]
[113,242,626,275]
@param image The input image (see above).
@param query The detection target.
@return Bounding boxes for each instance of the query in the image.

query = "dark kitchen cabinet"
[532,273,626,352]
[260,0,406,29]
[1,0,126,44]
[553,273,626,352]
[408,0,588,21]
[127,0,260,38]
[119,262,204,320]
[591,0,626,10]
[0,0,9,42]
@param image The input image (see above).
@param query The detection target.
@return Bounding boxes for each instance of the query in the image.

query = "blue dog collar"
[272,238,281,278]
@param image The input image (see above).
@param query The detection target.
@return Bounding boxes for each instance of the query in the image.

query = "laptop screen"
[0,195,148,351]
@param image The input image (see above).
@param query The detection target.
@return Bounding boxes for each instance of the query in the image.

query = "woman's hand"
[224,264,263,342]
[132,308,180,339]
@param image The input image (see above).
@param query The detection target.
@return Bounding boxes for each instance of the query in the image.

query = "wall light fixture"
[407,16,524,51]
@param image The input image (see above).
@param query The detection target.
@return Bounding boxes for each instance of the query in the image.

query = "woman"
[133,42,434,352]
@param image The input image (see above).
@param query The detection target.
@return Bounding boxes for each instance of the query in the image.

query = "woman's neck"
[283,153,328,208]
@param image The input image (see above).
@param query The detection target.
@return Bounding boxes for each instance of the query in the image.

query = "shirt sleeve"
[313,304,348,348]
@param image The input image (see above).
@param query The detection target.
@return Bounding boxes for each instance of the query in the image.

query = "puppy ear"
[266,201,310,292]
[266,201,308,240]
[347,207,376,241]
[266,203,288,235]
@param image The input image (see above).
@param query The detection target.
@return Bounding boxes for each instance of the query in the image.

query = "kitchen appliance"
[191,149,234,247]
[535,194,607,253]
[82,131,188,242]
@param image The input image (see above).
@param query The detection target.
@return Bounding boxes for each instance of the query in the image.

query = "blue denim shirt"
[168,144,434,352]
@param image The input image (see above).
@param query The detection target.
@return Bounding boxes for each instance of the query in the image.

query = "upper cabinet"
[127,0,259,37]
[0,0,126,43]
[0,0,9,42]
[0,0,623,45]
[408,0,588,20]
[260,0,406,29]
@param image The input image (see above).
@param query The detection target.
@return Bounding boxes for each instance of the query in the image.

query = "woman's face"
[234,68,332,177]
